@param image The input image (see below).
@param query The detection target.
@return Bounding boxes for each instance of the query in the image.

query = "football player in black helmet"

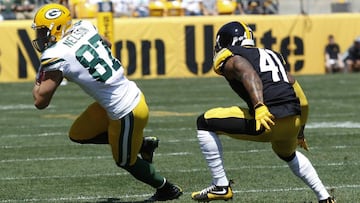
[191,21,335,203]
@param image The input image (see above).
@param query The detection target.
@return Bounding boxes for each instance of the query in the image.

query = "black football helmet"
[215,21,255,53]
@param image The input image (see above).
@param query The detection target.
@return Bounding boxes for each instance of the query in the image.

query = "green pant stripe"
[118,112,134,166]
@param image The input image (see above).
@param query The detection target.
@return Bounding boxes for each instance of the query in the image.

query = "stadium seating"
[217,0,236,15]
[166,0,184,16]
[149,0,166,17]
[72,0,98,18]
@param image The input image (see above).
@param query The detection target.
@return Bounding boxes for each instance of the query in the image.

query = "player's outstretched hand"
[297,125,309,151]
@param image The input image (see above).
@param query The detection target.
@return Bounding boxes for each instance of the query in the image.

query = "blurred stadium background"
[2,0,360,21]
[2,0,360,82]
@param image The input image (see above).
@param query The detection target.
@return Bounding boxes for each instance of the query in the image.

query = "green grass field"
[0,74,359,203]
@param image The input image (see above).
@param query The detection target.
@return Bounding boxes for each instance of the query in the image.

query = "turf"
[0,73,359,202]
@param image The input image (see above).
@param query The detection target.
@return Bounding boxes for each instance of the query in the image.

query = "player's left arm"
[287,72,309,151]
[33,70,63,110]
[287,72,309,125]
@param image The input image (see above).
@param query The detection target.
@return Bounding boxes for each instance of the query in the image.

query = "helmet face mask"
[214,21,255,54]
[31,4,72,52]
[32,26,52,52]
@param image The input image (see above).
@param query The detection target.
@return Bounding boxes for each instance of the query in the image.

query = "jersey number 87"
[76,34,121,82]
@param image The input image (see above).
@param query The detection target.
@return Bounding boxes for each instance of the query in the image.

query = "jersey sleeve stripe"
[41,58,65,69]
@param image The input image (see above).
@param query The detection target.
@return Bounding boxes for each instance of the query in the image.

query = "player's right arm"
[33,70,63,109]
[223,55,264,107]
[223,55,275,131]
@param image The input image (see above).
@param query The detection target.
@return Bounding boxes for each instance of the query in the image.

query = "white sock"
[197,130,229,186]
[287,151,330,200]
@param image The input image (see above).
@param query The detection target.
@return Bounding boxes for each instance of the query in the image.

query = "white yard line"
[1,132,64,138]
[0,152,192,163]
[233,184,360,193]
[0,194,151,203]
[0,104,35,110]
[1,161,358,181]
[1,144,359,162]
[0,155,112,163]
[1,121,360,139]
[306,121,360,129]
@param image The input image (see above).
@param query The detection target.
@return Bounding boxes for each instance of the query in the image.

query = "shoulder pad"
[213,48,233,75]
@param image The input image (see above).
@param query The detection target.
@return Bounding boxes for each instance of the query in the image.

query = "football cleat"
[146,181,183,202]
[140,136,159,163]
[191,180,233,202]
[319,196,336,203]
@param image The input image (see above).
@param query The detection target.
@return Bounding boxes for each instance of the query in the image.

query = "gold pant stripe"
[204,106,252,119]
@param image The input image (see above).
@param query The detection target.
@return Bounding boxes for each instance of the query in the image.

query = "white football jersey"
[40,20,140,120]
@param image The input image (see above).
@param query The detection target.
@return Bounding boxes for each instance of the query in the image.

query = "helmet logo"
[45,8,62,19]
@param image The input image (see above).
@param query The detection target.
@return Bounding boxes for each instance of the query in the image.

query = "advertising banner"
[1,14,360,82]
